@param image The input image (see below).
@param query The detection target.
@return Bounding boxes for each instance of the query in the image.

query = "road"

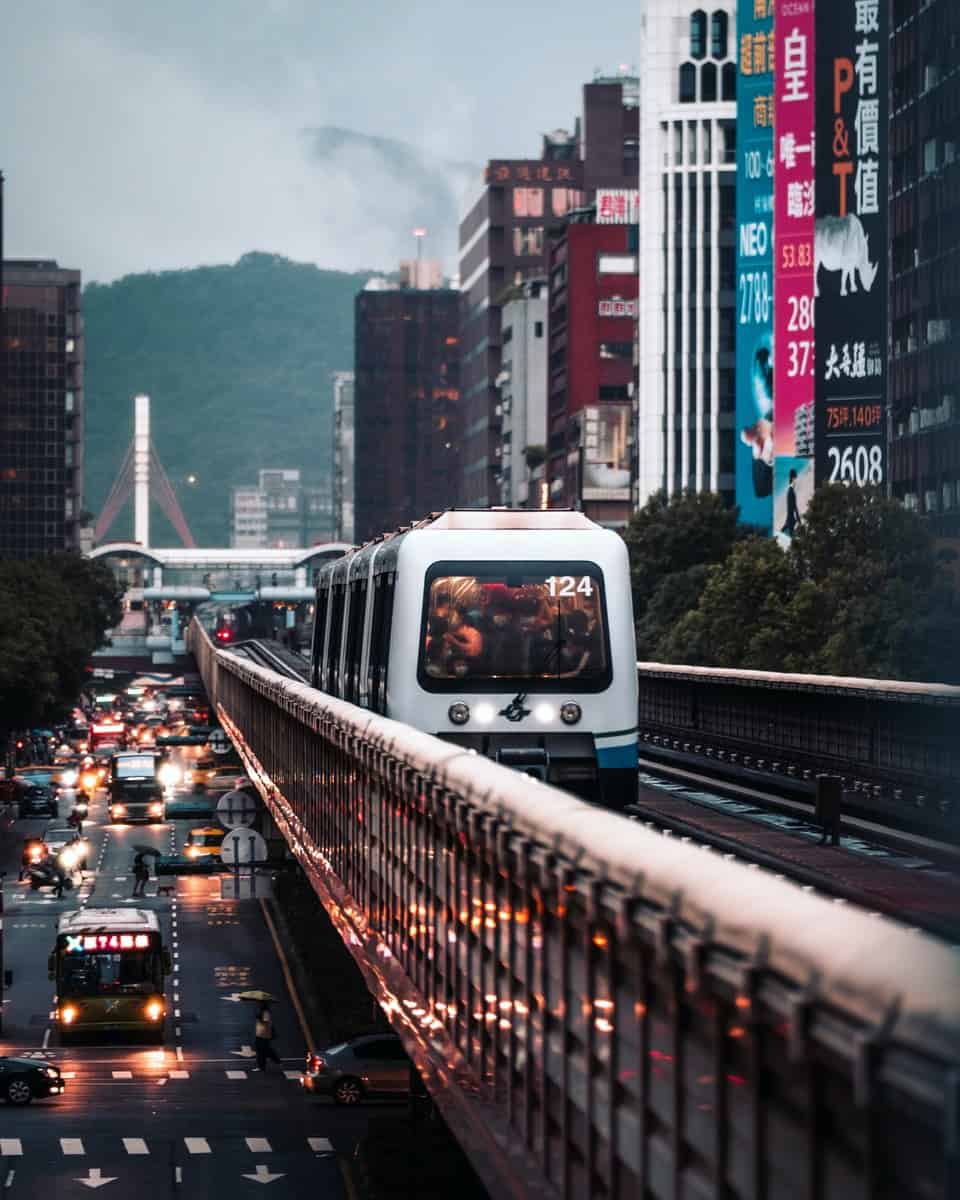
[0,783,377,1198]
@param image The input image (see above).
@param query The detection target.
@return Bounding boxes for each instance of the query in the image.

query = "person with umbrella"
[130,845,160,897]
[240,991,281,1072]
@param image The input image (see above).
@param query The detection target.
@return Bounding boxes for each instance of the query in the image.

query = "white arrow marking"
[230,1044,256,1058]
[76,1168,118,1189]
[242,1165,285,1185]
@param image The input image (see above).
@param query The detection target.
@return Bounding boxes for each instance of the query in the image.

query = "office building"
[636,2,738,506]
[0,260,84,557]
[888,0,960,533]
[354,282,460,542]
[231,486,268,548]
[230,469,334,548]
[457,76,639,506]
[331,370,355,543]
[547,208,637,526]
[497,277,548,508]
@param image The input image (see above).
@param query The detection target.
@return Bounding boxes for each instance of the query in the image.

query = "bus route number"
[546,576,594,598]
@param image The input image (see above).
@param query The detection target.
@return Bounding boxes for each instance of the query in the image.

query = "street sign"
[208,729,230,756]
[217,788,258,829]
[219,828,267,866]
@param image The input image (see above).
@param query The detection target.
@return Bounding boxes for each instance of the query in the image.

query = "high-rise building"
[230,469,334,548]
[636,3,738,506]
[231,486,267,548]
[547,208,637,526]
[457,77,639,506]
[497,277,548,509]
[354,282,460,542]
[888,0,960,533]
[331,370,355,543]
[0,260,84,557]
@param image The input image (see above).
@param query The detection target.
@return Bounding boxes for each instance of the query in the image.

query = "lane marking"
[283,1070,301,1080]
[168,1070,189,1079]
[184,1138,211,1155]
[123,1138,149,1155]
[60,1138,85,1155]
[112,1070,133,1079]
[174,1009,181,1018]
[176,1046,184,1063]
[0,1140,23,1157]
[42,1029,50,1049]
[175,1167,182,1184]
[308,1137,334,1153]
[245,1138,272,1153]
[225,1070,247,1080]
[3,1171,13,1190]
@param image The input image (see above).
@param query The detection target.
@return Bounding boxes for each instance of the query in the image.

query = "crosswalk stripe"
[168,1070,189,1079]
[61,1072,76,1079]
[245,1138,272,1153]
[123,1138,149,1155]
[0,1140,23,1157]
[60,1139,85,1156]
[308,1138,334,1153]
[225,1070,247,1080]
[283,1070,301,1080]
[184,1138,211,1155]
[112,1070,133,1079]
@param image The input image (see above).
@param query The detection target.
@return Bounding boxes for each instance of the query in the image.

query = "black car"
[0,1057,66,1105]
[0,778,59,819]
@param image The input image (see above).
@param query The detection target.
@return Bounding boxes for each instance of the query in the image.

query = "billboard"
[579,405,632,502]
[734,0,775,528]
[814,0,886,489]
[773,0,817,541]
[596,190,640,224]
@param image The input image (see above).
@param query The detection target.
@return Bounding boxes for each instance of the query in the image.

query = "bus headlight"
[448,703,470,726]
[560,702,582,726]
[145,1001,164,1022]
[149,802,164,816]
[112,804,127,818]
[60,1005,78,1025]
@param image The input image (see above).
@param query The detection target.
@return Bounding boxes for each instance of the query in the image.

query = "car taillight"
[307,1054,325,1072]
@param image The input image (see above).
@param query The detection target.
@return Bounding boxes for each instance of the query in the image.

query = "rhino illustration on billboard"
[814,214,878,298]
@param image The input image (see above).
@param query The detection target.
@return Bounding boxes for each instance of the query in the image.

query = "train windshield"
[419,563,610,691]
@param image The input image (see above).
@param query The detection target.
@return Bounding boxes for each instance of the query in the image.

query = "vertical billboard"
[773,0,817,542]
[735,0,775,528]
[814,0,886,490]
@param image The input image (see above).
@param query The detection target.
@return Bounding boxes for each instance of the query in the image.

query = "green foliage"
[639,484,960,683]
[83,253,372,546]
[0,556,122,735]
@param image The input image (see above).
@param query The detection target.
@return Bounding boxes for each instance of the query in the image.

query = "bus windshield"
[59,950,160,997]
[419,562,610,692]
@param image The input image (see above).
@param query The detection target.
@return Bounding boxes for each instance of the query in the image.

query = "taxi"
[184,826,225,861]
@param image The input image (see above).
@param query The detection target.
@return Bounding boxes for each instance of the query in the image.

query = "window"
[325,581,346,694]
[418,562,611,693]
[691,10,707,59]
[599,385,630,401]
[513,187,544,217]
[534,321,544,338]
[513,226,544,256]
[598,254,637,274]
[367,571,395,714]
[701,62,717,102]
[711,11,728,59]
[551,187,584,218]
[720,119,736,163]
[679,62,696,103]
[923,139,939,174]
[599,342,633,360]
[343,576,368,704]
[722,62,736,101]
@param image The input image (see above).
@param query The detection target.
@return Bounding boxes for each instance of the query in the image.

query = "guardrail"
[189,620,960,1200]
[637,662,960,839]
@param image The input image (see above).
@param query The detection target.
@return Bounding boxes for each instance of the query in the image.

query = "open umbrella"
[238,990,275,1003]
[132,845,163,857]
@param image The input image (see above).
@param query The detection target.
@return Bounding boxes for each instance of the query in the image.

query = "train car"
[310,510,638,807]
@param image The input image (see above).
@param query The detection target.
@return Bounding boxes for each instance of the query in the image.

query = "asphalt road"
[0,781,381,1198]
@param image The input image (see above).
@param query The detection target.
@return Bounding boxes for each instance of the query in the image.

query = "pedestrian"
[252,1002,281,1072]
[131,852,150,897]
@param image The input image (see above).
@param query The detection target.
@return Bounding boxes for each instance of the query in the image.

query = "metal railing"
[190,620,960,1200]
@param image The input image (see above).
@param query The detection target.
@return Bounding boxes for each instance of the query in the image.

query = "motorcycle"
[27,862,73,893]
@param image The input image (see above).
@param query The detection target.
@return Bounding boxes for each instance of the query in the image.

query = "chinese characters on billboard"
[596,190,639,224]
[773,0,817,541]
[734,0,775,528]
[814,0,886,490]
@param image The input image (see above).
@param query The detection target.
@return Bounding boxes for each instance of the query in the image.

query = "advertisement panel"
[773,0,817,541]
[580,405,632,501]
[814,0,886,490]
[734,0,775,528]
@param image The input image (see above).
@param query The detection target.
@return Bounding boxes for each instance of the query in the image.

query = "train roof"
[57,908,161,934]
[420,510,601,532]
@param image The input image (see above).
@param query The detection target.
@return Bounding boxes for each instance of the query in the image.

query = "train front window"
[419,563,611,692]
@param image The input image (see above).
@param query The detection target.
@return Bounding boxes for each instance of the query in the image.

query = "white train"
[310,510,639,807]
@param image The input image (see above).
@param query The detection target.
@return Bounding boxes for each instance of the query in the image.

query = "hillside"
[83,253,371,547]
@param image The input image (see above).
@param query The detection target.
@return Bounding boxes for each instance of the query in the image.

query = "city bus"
[90,721,126,752]
[49,909,171,1042]
[108,750,165,822]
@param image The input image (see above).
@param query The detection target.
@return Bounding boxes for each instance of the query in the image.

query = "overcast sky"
[4,0,638,282]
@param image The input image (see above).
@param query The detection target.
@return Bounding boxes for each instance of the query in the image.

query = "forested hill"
[83,253,371,547]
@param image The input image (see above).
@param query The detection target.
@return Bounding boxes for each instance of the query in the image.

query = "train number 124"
[546,576,594,598]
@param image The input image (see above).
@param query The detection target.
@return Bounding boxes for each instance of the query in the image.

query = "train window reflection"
[419,564,610,691]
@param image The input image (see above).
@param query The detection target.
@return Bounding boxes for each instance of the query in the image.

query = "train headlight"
[534,703,556,723]
[447,703,470,726]
[474,703,496,725]
[560,702,582,726]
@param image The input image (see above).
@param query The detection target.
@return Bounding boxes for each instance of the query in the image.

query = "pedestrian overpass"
[187,619,959,1200]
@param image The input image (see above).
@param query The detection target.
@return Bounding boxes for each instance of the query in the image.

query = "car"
[43,827,89,870]
[0,1057,66,1105]
[0,778,59,819]
[20,837,50,877]
[184,826,225,861]
[300,1033,412,1105]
